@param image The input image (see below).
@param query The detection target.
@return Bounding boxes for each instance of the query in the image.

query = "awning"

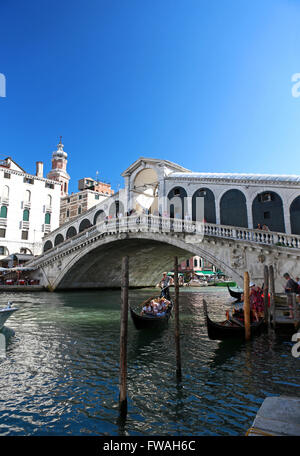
[195,270,216,275]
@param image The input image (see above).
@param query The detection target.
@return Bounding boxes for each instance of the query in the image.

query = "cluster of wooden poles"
[243,265,275,340]
[119,255,182,419]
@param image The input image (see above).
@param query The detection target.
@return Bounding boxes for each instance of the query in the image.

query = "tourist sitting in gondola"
[142,302,154,316]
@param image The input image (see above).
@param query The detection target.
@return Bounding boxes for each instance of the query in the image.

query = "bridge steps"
[272,294,300,330]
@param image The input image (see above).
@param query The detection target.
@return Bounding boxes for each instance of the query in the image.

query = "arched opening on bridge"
[44,240,53,252]
[66,226,77,239]
[79,219,92,232]
[167,187,187,219]
[220,189,248,228]
[133,168,158,215]
[93,210,106,225]
[109,200,124,218]
[290,196,300,234]
[192,188,216,223]
[54,233,64,246]
[252,191,285,232]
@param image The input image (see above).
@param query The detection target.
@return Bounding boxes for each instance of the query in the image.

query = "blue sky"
[1,0,300,193]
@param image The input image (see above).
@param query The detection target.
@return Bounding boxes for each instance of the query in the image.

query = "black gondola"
[227,284,242,301]
[202,299,264,340]
[130,299,173,330]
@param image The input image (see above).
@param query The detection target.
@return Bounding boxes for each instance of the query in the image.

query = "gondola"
[227,284,242,302]
[202,299,265,340]
[130,298,173,330]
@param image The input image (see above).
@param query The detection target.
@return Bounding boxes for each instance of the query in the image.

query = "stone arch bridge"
[28,215,300,293]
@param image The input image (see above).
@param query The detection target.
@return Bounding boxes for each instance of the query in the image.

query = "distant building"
[0,156,61,260]
[60,178,114,226]
[179,256,216,274]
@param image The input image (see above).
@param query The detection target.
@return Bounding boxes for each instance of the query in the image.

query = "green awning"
[195,270,216,275]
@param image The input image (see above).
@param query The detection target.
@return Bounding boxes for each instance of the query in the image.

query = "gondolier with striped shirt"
[160,272,171,301]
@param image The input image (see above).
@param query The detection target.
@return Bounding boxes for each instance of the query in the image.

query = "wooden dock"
[271,293,300,331]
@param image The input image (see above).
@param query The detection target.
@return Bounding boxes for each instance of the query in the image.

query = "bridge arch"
[66,226,77,239]
[54,233,64,246]
[79,218,92,232]
[290,195,300,234]
[93,209,106,225]
[192,188,216,223]
[220,189,248,227]
[109,200,124,218]
[50,232,243,291]
[252,191,285,232]
[167,186,187,219]
[44,240,53,252]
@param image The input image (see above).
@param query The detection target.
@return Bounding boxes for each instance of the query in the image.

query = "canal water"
[0,287,299,436]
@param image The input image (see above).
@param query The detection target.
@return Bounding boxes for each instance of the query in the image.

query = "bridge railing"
[30,215,300,266]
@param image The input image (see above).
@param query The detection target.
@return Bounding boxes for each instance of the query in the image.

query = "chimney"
[36,161,43,178]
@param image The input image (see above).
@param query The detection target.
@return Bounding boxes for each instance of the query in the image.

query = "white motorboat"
[0,302,18,330]
[186,279,208,287]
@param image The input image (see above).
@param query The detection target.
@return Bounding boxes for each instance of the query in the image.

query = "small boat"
[0,302,18,331]
[130,298,173,330]
[187,279,208,287]
[202,299,264,340]
[227,284,242,301]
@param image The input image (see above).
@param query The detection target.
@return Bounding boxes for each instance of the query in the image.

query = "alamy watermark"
[0,73,6,98]
[291,332,300,358]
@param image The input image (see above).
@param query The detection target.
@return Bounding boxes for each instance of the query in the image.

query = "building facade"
[60,178,114,226]
[0,157,61,259]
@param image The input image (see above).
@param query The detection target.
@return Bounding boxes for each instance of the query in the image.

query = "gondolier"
[160,272,171,300]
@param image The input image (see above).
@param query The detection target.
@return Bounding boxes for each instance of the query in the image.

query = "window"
[4,173,10,179]
[21,230,28,240]
[2,185,9,199]
[79,195,82,200]
[258,193,272,203]
[0,229,6,238]
[23,209,30,221]
[194,258,198,267]
[45,182,54,189]
[66,210,70,218]
[47,195,52,207]
[186,259,190,268]
[78,206,82,215]
[0,246,8,255]
[95,194,100,200]
[45,213,51,224]
[264,211,271,219]
[25,190,31,202]
[24,177,34,185]
[0,206,7,218]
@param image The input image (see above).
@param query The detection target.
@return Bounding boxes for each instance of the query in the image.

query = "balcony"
[0,218,7,227]
[43,224,51,234]
[0,197,9,206]
[21,221,30,230]
[23,201,31,209]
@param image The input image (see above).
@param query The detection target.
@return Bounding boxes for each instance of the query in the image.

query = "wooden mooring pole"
[269,265,275,329]
[174,256,182,381]
[264,265,269,327]
[244,271,251,341]
[119,256,129,418]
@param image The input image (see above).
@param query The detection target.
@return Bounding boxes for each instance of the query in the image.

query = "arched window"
[79,219,92,233]
[220,190,248,228]
[43,240,53,252]
[290,196,300,235]
[192,188,216,222]
[47,194,52,207]
[93,210,105,225]
[0,206,7,218]
[54,234,64,246]
[23,209,30,221]
[66,226,77,239]
[167,187,187,219]
[252,191,285,232]
[45,212,51,224]
[25,190,31,202]
[2,185,9,199]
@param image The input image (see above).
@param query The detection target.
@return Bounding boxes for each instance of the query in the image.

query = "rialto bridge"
[27,158,300,292]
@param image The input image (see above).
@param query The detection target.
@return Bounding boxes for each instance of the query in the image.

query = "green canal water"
[0,287,299,436]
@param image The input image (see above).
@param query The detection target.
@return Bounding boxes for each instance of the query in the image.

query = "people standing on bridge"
[160,272,171,300]
[262,224,269,231]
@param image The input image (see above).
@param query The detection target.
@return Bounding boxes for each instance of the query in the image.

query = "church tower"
[47,137,70,196]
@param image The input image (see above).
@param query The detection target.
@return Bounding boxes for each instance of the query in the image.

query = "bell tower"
[47,137,70,196]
